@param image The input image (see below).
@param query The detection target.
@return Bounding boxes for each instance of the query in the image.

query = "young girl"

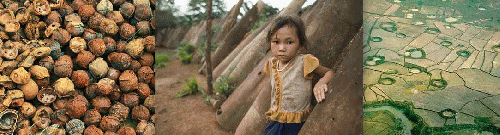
[263,15,334,135]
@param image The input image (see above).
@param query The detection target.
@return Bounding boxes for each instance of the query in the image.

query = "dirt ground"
[155,48,233,135]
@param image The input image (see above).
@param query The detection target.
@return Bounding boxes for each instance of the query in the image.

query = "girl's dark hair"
[266,14,308,49]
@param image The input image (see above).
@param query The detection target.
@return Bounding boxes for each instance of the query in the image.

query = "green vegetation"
[175,77,200,98]
[177,41,196,63]
[214,75,235,97]
[155,53,170,68]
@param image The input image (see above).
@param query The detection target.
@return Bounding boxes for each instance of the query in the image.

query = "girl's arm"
[312,65,334,103]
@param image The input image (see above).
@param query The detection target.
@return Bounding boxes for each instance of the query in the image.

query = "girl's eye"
[287,41,293,44]
[271,41,278,44]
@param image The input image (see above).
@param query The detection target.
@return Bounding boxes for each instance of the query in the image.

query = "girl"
[263,15,334,135]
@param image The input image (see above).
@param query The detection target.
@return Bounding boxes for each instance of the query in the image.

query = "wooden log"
[211,16,273,79]
[299,30,363,135]
[219,0,307,87]
[210,2,260,71]
[215,53,271,131]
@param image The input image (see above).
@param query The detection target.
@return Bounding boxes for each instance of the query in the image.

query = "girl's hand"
[313,83,328,103]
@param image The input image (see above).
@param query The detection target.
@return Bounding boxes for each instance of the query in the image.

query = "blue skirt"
[264,121,305,135]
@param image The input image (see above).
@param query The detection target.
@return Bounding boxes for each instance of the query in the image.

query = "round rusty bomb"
[137,66,154,83]
[108,102,129,122]
[130,60,142,71]
[66,119,85,134]
[78,4,96,21]
[121,92,139,108]
[0,109,18,130]
[89,13,105,30]
[96,0,113,15]
[71,0,86,11]
[59,4,74,16]
[1,61,19,76]
[33,106,53,129]
[119,23,136,40]
[89,38,106,57]
[100,18,119,36]
[104,37,116,53]
[139,53,154,67]
[143,95,154,112]
[7,90,25,107]
[109,87,122,101]
[119,2,135,18]
[105,131,118,135]
[117,126,136,135]
[136,121,155,135]
[136,120,147,135]
[131,105,150,121]
[65,13,82,25]
[72,70,91,88]
[75,50,96,69]
[134,4,151,21]
[107,11,124,25]
[100,115,120,132]
[51,109,70,126]
[10,67,30,84]
[85,84,99,99]
[66,21,85,37]
[108,52,132,70]
[126,38,144,59]
[51,28,71,45]
[69,37,87,53]
[45,124,66,135]
[96,78,115,96]
[144,36,155,52]
[83,109,101,126]
[34,80,49,92]
[39,56,54,72]
[46,11,62,26]
[52,98,67,110]
[20,79,38,100]
[107,68,121,81]
[116,41,127,52]
[119,70,138,92]
[37,87,57,105]
[54,77,76,98]
[83,28,98,41]
[136,21,151,36]
[92,96,111,114]
[29,65,50,80]
[54,55,73,78]
[89,57,109,78]
[137,83,151,99]
[66,95,88,118]
[20,102,35,118]
[85,125,104,135]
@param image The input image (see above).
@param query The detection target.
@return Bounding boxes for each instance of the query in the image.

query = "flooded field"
[363,0,500,134]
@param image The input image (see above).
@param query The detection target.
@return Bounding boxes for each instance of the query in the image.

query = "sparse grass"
[155,53,170,68]
[175,77,199,98]
[214,75,235,97]
[177,41,195,63]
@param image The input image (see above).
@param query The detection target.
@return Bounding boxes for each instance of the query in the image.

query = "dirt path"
[156,48,233,135]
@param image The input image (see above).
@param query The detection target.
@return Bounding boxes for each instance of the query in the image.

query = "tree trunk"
[215,53,271,131]
[299,29,363,135]
[206,0,213,95]
[211,16,273,79]
[219,0,307,88]
[233,79,271,135]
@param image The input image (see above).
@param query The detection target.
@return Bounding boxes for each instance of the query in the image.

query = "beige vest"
[264,54,319,123]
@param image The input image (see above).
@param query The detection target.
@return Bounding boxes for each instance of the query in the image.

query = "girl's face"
[270,24,300,63]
